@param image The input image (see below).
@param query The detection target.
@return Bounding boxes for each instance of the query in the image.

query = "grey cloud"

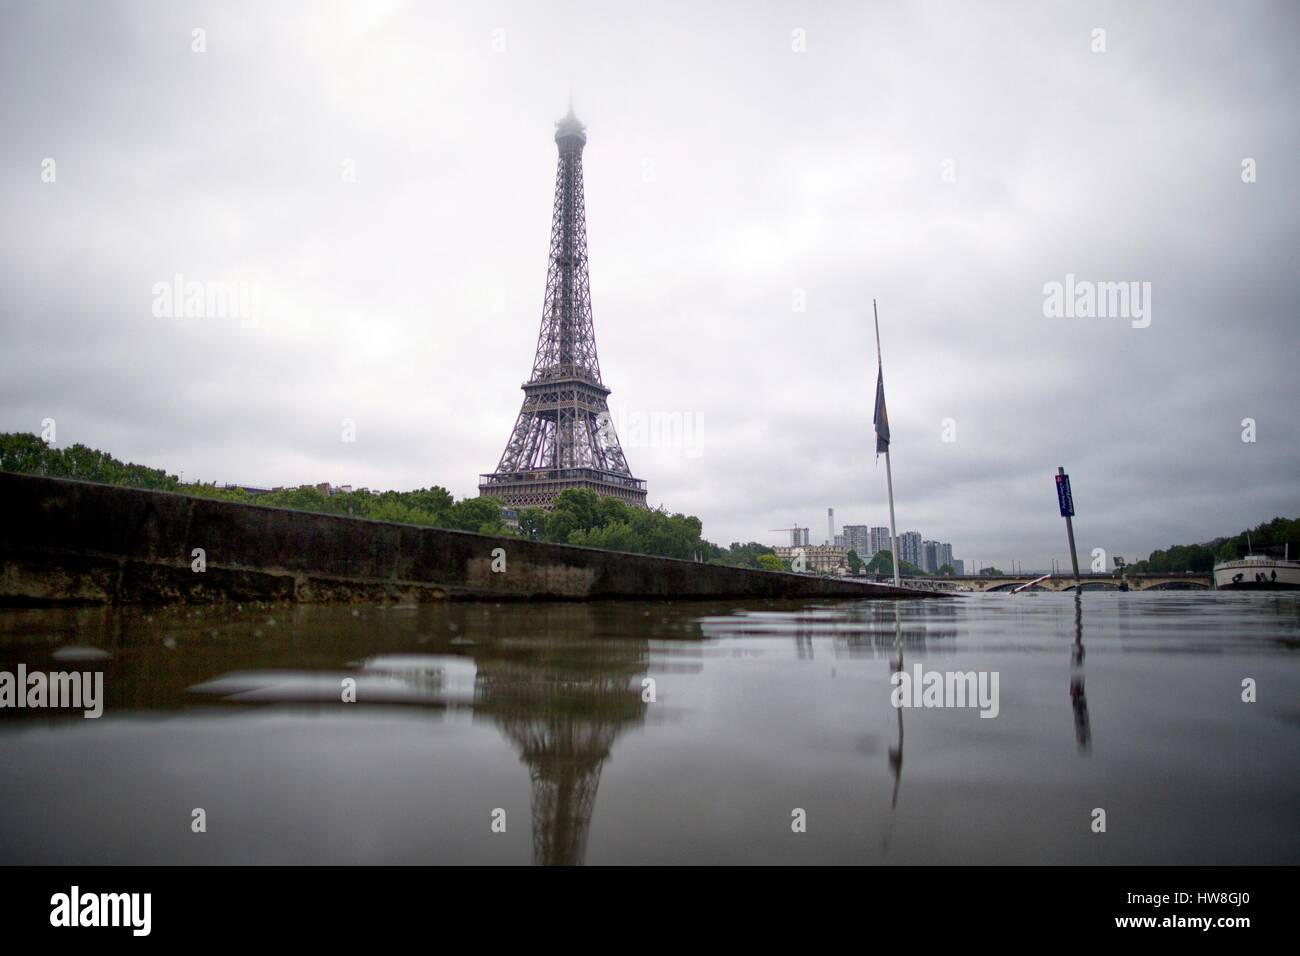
[1,0,1296,565]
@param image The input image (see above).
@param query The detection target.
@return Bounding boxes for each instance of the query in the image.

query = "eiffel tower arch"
[479,107,647,511]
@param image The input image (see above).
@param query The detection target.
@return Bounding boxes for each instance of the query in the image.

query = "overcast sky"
[2,0,1296,567]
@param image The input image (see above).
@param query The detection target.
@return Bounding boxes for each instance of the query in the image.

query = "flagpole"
[875,299,901,588]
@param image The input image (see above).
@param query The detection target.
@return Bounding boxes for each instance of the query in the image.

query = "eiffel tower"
[478,106,647,511]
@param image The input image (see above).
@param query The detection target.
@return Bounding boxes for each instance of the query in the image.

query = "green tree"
[367,498,433,525]
[757,554,785,572]
[545,489,602,543]
[569,521,639,552]
[0,432,51,475]
[0,432,734,560]
[696,540,727,563]
[399,486,455,525]
[1128,516,1300,573]
[863,550,920,577]
[185,483,252,504]
[717,542,777,569]
[516,507,548,540]
[865,550,893,575]
[0,433,181,489]
[258,485,331,513]
[448,496,504,533]
[597,496,633,528]
[846,549,863,573]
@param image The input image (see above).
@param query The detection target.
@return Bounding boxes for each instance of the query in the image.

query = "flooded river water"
[1,591,1296,865]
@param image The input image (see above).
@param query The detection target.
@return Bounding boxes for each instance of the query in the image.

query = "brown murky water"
[0,592,1297,864]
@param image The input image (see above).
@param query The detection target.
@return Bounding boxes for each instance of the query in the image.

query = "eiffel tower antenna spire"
[479,106,648,511]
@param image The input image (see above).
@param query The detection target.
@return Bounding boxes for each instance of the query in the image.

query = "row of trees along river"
[2,432,1293,574]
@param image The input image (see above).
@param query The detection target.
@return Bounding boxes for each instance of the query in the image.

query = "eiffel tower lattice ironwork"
[479,107,647,511]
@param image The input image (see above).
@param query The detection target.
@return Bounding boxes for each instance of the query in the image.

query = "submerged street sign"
[1056,466,1081,591]
[1056,472,1075,517]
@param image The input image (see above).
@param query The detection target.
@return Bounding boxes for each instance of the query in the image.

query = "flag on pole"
[873,367,890,456]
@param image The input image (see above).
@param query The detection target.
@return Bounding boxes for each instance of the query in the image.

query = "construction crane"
[768,525,808,547]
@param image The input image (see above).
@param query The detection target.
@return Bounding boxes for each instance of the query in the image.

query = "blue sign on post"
[1055,473,1075,517]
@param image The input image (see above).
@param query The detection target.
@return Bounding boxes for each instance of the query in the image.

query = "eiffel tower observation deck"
[479,106,648,511]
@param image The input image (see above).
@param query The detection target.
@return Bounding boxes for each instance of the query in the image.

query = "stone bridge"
[903,572,1212,593]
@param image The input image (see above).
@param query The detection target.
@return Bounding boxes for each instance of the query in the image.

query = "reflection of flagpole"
[883,602,904,852]
[890,601,903,808]
[874,300,901,588]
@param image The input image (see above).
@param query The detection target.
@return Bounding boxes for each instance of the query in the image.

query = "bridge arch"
[1132,579,1211,591]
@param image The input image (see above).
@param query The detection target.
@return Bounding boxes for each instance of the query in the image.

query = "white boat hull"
[1213,558,1300,590]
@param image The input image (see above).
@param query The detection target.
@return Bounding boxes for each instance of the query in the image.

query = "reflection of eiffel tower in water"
[501,707,617,866]
[477,608,648,865]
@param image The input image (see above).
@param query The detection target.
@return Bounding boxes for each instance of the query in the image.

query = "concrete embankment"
[0,473,940,605]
